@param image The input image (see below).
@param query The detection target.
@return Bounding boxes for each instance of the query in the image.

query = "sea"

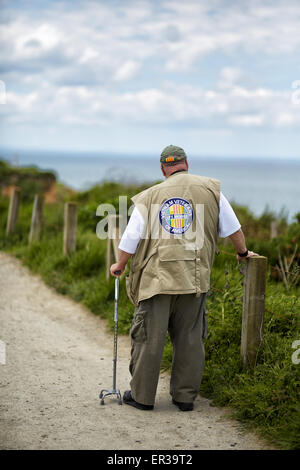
[1,149,300,221]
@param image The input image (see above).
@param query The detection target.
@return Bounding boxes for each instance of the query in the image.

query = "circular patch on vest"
[159,198,194,235]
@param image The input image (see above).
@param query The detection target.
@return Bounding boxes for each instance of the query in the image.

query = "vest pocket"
[158,245,196,292]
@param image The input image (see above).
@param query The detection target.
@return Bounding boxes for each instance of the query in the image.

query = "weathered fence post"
[106,214,125,281]
[63,202,77,255]
[6,187,20,236]
[241,256,267,368]
[270,221,278,239]
[29,194,43,244]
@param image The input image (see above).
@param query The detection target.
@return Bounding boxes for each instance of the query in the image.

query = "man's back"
[128,170,221,303]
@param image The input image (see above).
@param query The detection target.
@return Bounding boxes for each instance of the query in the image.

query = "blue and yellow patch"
[159,197,193,234]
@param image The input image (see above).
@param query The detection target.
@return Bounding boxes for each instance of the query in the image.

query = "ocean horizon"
[1,148,300,221]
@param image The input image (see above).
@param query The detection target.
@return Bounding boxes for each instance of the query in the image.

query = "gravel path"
[0,252,273,450]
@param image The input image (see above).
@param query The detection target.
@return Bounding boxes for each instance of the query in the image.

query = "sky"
[1,0,300,159]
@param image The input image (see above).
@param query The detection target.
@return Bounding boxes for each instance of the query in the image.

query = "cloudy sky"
[1,0,300,158]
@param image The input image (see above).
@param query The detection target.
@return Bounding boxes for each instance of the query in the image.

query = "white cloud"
[229,114,265,127]
[275,113,295,126]
[3,79,300,131]
[1,0,300,140]
[218,67,243,89]
[2,0,300,82]
[114,61,141,81]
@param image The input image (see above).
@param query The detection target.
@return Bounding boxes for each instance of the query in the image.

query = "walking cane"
[99,271,122,405]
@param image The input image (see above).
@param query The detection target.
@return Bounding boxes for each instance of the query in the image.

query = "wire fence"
[218,249,299,280]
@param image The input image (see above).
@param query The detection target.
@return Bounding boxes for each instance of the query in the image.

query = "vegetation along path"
[0,252,274,450]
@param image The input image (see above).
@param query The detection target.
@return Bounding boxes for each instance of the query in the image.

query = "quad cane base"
[99,388,122,406]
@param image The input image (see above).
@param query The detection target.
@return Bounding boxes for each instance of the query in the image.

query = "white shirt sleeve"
[118,206,145,254]
[218,192,241,238]
[118,192,241,254]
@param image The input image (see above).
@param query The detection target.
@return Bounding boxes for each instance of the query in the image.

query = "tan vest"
[126,171,220,305]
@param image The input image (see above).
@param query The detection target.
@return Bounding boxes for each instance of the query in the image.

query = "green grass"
[201,261,300,449]
[0,171,299,449]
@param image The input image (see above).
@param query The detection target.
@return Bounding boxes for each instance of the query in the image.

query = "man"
[110,145,257,411]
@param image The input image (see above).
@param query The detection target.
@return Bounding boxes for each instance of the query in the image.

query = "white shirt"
[119,192,241,254]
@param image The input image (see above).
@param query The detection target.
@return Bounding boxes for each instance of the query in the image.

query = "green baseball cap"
[160,145,187,164]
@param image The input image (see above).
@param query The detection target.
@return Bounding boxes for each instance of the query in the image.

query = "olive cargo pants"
[129,293,207,406]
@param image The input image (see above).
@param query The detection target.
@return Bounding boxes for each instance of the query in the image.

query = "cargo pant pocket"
[130,310,147,344]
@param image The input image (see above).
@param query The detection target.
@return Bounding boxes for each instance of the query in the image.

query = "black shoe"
[123,390,154,410]
[172,398,194,411]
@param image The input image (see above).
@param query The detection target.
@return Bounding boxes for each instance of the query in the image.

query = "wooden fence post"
[29,194,43,244]
[6,187,20,236]
[63,202,77,255]
[241,256,267,368]
[106,214,125,281]
[270,221,278,239]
